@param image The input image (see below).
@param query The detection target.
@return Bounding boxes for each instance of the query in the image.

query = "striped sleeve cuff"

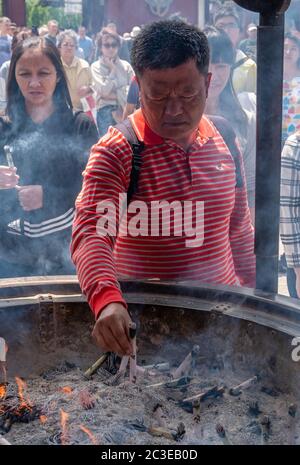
[92,285,127,320]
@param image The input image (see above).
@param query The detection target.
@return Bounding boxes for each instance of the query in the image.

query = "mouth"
[163,121,187,127]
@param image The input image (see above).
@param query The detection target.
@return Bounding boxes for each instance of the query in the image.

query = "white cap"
[248,23,257,32]
[131,26,141,38]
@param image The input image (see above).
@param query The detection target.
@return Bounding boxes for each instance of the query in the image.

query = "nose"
[28,76,42,88]
[164,96,184,117]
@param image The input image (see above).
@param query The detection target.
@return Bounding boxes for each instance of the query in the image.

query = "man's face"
[138,59,211,145]
[1,18,11,35]
[215,15,240,48]
[284,38,300,68]
[79,27,85,38]
[49,22,58,36]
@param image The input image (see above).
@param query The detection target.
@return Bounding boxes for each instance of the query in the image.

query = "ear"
[206,73,212,98]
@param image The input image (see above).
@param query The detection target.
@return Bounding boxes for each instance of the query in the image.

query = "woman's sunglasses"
[102,42,118,49]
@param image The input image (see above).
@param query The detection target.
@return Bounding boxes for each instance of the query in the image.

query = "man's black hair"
[131,20,210,76]
[213,6,241,30]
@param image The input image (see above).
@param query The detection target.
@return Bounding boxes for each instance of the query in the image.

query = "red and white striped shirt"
[71,110,255,318]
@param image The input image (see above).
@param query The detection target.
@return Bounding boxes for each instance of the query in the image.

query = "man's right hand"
[0,166,19,189]
[92,303,133,356]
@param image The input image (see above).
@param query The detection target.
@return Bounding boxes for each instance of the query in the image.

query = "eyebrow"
[17,67,52,72]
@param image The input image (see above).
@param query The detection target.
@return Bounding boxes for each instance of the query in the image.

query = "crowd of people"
[0,1,299,331]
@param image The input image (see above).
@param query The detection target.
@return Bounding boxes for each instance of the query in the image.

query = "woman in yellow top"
[58,29,93,112]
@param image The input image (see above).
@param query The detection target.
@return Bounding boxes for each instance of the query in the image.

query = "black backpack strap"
[115,119,145,202]
[231,56,248,71]
[208,115,244,188]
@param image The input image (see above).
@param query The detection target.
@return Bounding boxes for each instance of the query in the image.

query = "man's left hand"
[17,185,43,211]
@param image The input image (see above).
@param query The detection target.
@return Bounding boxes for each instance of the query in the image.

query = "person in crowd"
[282,33,300,143]
[122,75,140,120]
[71,20,255,356]
[214,5,257,94]
[91,27,134,136]
[38,25,49,37]
[0,17,12,67]
[57,29,93,112]
[78,26,94,63]
[238,23,257,62]
[208,0,221,25]
[0,29,33,115]
[205,26,256,223]
[280,130,300,299]
[9,22,17,37]
[125,26,142,57]
[105,21,130,63]
[45,20,59,46]
[0,36,98,278]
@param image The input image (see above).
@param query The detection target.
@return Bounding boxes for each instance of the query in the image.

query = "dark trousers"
[97,105,117,137]
[287,267,299,299]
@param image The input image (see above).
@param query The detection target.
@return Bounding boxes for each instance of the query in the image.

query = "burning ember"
[79,425,99,445]
[0,377,41,435]
[60,409,69,445]
[60,386,73,395]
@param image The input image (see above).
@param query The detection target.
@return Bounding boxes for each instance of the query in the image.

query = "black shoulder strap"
[115,119,145,202]
[208,115,244,188]
[232,56,248,71]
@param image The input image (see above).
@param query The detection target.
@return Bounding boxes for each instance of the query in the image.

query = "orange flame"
[80,425,98,445]
[40,415,47,424]
[15,377,32,411]
[60,409,69,445]
[0,383,6,400]
[61,386,73,395]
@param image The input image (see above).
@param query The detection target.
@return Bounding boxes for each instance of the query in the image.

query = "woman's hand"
[17,185,43,211]
[0,166,19,189]
[77,85,92,98]
[103,56,116,73]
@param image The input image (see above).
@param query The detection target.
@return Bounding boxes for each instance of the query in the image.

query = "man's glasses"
[102,42,118,49]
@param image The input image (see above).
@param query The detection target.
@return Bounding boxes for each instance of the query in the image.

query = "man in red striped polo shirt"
[71,20,255,356]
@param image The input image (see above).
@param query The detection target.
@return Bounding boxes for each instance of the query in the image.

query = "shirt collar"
[129,109,217,147]
[62,57,78,69]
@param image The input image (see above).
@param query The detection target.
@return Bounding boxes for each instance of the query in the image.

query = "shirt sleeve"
[71,127,133,318]
[229,142,256,287]
[280,137,300,268]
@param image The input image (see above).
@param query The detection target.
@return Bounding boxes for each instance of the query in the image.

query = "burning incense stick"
[260,415,270,445]
[172,345,200,379]
[288,404,297,445]
[229,375,259,396]
[84,352,109,379]
[216,424,232,445]
[129,322,137,384]
[153,403,167,428]
[0,338,7,385]
[3,145,15,169]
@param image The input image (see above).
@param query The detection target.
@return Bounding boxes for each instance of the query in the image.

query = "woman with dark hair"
[0,36,98,278]
[282,33,300,142]
[91,28,134,136]
[204,26,256,222]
